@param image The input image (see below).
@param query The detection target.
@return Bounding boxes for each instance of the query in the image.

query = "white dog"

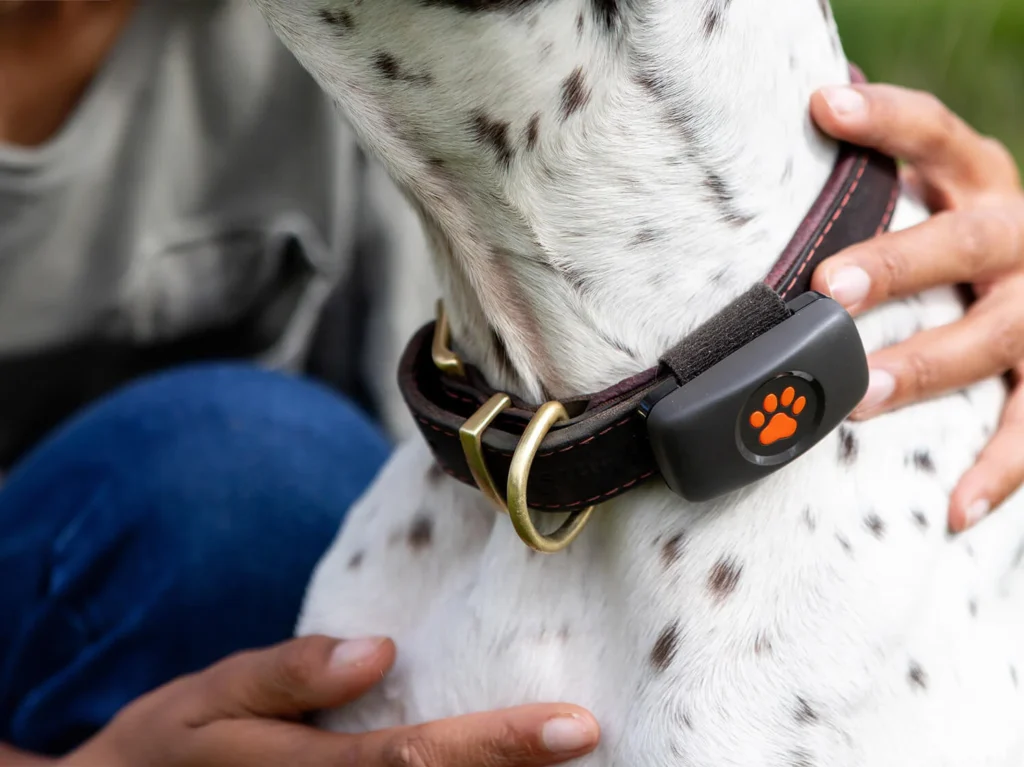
[249,1,1024,764]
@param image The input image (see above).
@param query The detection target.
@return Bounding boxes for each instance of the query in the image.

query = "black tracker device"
[639,292,869,502]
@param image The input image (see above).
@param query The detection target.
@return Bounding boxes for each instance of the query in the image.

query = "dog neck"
[253,0,849,403]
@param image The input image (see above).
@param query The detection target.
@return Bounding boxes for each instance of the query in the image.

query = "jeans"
[0,364,389,756]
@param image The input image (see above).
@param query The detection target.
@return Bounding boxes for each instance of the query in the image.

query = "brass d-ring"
[459,393,512,513]
[507,402,596,553]
[431,300,465,377]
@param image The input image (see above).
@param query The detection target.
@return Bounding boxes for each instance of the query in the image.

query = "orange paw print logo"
[748,386,806,446]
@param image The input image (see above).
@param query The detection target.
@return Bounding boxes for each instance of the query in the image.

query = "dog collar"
[397,71,901,553]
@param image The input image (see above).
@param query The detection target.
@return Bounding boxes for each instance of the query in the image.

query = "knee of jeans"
[1,363,390,621]
[12,362,389,492]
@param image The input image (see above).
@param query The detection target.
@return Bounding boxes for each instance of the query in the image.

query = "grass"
[833,0,1024,164]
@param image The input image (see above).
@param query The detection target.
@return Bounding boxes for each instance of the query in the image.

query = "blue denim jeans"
[0,364,389,756]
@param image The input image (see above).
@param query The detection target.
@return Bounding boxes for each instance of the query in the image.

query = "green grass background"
[833,0,1023,164]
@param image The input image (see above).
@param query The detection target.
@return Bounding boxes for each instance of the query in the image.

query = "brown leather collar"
[398,73,901,514]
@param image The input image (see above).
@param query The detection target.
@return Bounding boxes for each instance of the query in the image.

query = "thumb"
[190,634,396,724]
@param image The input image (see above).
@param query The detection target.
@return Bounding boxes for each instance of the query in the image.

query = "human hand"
[808,83,1024,533]
[60,635,599,767]
[0,742,55,766]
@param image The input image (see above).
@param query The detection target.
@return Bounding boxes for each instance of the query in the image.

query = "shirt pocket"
[112,212,327,360]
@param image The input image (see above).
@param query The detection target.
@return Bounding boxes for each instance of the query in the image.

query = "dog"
[249,0,1024,764]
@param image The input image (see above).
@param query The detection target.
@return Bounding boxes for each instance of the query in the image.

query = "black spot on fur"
[647,270,668,290]
[703,0,732,36]
[634,68,754,227]
[908,661,928,691]
[557,261,592,296]
[755,632,773,656]
[782,156,794,183]
[418,0,547,10]
[838,426,858,464]
[591,0,623,30]
[708,557,742,599]
[634,71,660,94]
[630,227,662,246]
[525,113,540,149]
[427,462,446,485]
[560,67,591,120]
[661,532,685,567]
[968,599,978,617]
[347,551,365,569]
[471,112,514,167]
[320,7,355,31]
[789,751,814,767]
[576,11,585,37]
[373,52,433,85]
[795,696,818,724]
[703,170,752,225]
[618,173,642,191]
[1012,539,1024,569]
[650,622,680,671]
[703,8,721,35]
[374,52,402,79]
[911,509,929,531]
[489,326,517,383]
[836,534,853,555]
[864,513,886,539]
[585,317,640,361]
[408,515,434,550]
[802,507,817,532]
[912,450,936,473]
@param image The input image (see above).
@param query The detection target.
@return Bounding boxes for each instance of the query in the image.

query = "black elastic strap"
[658,283,791,385]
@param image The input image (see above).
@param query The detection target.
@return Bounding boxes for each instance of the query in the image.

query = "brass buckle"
[507,402,595,553]
[460,398,597,552]
[432,300,465,377]
[448,303,595,552]
[459,393,512,513]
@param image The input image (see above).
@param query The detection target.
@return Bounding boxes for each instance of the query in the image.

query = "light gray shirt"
[0,0,435,462]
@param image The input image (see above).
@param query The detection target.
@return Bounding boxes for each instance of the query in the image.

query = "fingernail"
[825,265,871,308]
[820,86,867,117]
[541,715,599,753]
[964,498,991,528]
[854,368,896,416]
[330,638,386,668]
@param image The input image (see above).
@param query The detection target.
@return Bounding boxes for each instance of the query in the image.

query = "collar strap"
[398,143,898,511]
[397,72,900,522]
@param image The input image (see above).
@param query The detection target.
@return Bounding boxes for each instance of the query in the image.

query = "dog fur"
[248,0,1024,764]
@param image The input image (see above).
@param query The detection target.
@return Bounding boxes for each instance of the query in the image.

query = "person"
[0,1,1021,765]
